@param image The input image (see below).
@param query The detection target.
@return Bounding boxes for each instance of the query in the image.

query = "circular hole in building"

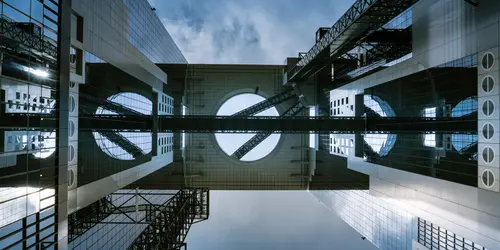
[482,123,494,140]
[69,144,75,162]
[482,146,494,163]
[69,95,76,113]
[482,52,495,71]
[93,92,152,160]
[69,81,76,89]
[69,120,75,137]
[214,93,281,162]
[482,169,495,188]
[482,76,495,93]
[482,100,495,116]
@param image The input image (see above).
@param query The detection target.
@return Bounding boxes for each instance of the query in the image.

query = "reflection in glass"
[451,97,478,154]
[93,92,152,160]
[364,95,397,156]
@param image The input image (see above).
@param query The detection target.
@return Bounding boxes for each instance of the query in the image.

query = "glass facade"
[122,0,187,64]
[310,190,416,250]
[362,54,479,186]
[417,218,490,250]
[0,0,61,248]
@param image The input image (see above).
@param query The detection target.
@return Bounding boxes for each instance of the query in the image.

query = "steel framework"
[231,88,296,117]
[100,131,146,157]
[286,0,416,83]
[129,188,209,250]
[68,188,209,250]
[231,100,306,159]
[80,94,145,116]
[0,16,58,60]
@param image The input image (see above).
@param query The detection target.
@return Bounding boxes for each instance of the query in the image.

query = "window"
[423,107,436,147]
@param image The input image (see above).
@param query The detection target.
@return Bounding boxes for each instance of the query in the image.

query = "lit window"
[423,107,436,147]
[309,106,317,149]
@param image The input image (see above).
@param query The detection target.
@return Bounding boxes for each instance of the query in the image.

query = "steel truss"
[0,16,58,61]
[286,0,416,83]
[68,188,209,250]
[231,88,296,117]
[100,131,146,157]
[80,94,145,116]
[129,188,209,250]
[68,193,162,242]
[231,100,306,159]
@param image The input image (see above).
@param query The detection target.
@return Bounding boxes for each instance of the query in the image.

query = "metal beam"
[286,0,416,83]
[231,100,306,159]
[0,16,58,60]
[80,94,145,116]
[464,0,478,7]
[99,131,146,158]
[77,115,477,133]
[231,88,296,117]
[128,188,209,250]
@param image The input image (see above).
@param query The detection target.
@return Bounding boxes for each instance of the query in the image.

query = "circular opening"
[69,95,76,113]
[482,52,495,70]
[68,169,75,187]
[482,146,494,163]
[363,95,397,156]
[69,144,75,162]
[93,92,152,160]
[482,169,495,188]
[482,123,494,140]
[482,76,495,93]
[214,93,280,162]
[69,120,75,137]
[482,100,495,116]
[69,81,76,89]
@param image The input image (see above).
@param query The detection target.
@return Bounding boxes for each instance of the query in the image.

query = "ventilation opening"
[482,123,495,140]
[482,52,495,70]
[482,169,495,188]
[68,169,75,187]
[482,76,495,93]
[482,146,494,163]
[482,100,495,116]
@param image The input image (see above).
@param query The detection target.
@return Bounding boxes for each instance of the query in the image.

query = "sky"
[146,0,378,249]
[149,0,356,64]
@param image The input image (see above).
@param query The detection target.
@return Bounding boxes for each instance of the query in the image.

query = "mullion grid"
[417,218,488,250]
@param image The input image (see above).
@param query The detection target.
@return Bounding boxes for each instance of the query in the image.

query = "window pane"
[31,0,44,23]
[3,4,30,23]
[4,0,30,16]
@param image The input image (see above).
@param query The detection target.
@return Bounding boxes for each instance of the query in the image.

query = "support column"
[478,47,500,192]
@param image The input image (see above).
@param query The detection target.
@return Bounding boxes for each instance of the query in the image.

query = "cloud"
[156,0,355,64]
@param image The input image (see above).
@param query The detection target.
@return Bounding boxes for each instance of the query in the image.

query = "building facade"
[313,0,500,249]
[0,0,188,248]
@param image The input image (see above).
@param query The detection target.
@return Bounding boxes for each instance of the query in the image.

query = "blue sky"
[147,1,377,249]
[149,0,355,64]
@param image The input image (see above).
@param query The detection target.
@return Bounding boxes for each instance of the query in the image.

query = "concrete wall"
[184,64,309,190]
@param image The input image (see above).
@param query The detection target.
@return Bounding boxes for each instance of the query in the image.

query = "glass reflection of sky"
[364,95,397,157]
[310,190,415,250]
[93,92,152,160]
[214,94,280,162]
[0,187,55,228]
[451,97,478,153]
